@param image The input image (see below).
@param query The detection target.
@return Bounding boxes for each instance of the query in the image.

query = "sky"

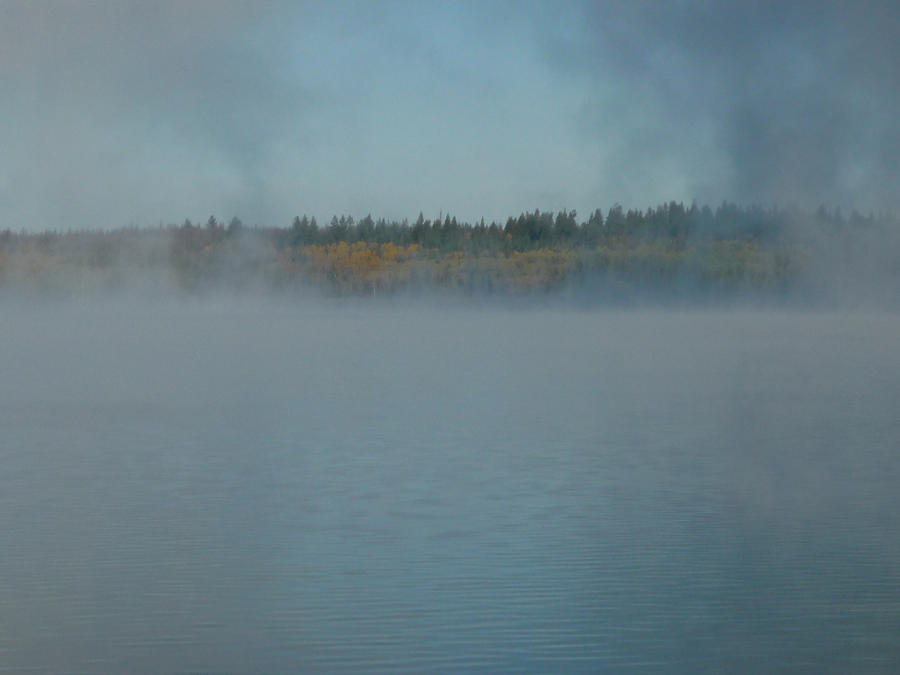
[2,0,899,231]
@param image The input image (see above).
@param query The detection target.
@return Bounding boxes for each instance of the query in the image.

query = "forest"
[1,202,898,304]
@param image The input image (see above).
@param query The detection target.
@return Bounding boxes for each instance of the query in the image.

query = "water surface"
[2,302,899,672]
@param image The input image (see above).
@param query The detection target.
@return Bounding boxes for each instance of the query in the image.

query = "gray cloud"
[2,1,899,230]
[1,1,314,227]
[546,1,900,211]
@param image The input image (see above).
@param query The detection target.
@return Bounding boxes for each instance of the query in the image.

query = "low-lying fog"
[2,300,899,672]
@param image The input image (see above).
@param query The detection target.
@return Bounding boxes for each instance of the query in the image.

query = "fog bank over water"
[2,303,900,671]
[1,202,898,308]
[4,2,900,669]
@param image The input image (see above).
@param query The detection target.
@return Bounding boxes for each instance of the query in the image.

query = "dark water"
[2,302,899,673]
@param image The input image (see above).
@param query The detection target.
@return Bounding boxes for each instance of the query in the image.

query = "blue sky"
[2,1,899,230]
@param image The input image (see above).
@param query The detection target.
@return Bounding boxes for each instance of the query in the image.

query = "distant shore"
[2,203,897,305]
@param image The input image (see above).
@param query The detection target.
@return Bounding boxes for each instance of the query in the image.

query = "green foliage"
[0,203,895,300]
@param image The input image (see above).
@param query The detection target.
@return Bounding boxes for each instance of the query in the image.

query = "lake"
[2,300,899,672]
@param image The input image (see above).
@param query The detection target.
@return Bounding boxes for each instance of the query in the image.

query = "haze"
[3,3,900,672]
[3,303,900,671]
[3,1,900,231]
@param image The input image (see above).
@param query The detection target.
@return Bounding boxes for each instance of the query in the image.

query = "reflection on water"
[2,304,899,672]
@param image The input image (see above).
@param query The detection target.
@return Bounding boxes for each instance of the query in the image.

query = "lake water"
[2,301,899,673]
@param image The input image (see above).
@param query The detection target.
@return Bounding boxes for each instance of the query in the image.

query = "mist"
[4,3,900,672]
[3,300,900,671]
[1,203,898,309]
[3,1,900,230]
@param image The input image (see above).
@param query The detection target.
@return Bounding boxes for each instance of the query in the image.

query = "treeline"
[1,203,898,302]
[250,201,891,251]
